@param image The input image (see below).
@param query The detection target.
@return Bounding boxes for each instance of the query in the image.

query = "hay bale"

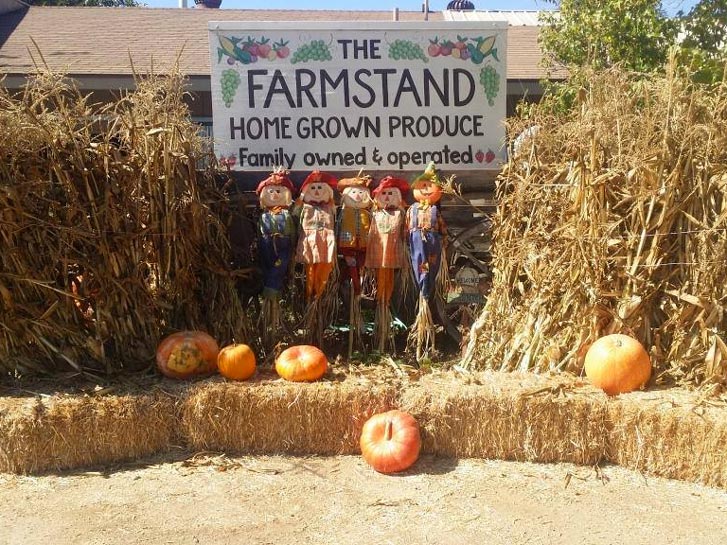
[181,371,399,455]
[0,392,179,474]
[400,371,608,464]
[606,390,727,489]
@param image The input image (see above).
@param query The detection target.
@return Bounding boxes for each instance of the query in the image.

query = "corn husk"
[0,67,253,375]
[464,62,727,388]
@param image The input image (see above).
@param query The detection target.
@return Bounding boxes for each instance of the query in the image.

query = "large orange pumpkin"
[584,333,651,395]
[360,410,421,474]
[218,343,256,381]
[156,331,219,380]
[275,345,328,382]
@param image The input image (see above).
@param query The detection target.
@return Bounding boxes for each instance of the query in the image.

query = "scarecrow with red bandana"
[294,170,339,343]
[366,175,410,353]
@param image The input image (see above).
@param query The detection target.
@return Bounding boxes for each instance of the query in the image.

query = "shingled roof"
[0,6,559,81]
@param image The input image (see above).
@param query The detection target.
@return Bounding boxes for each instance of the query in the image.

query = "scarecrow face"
[342,186,372,209]
[260,185,292,208]
[375,188,402,208]
[303,182,333,203]
[412,179,442,204]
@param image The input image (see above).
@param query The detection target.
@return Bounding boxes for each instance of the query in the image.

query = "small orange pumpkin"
[584,333,651,395]
[360,410,421,474]
[156,331,219,380]
[217,343,256,381]
[275,345,328,382]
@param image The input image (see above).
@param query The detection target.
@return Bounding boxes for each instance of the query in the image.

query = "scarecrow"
[256,167,296,346]
[294,170,339,343]
[336,173,373,356]
[407,162,447,360]
[365,176,410,353]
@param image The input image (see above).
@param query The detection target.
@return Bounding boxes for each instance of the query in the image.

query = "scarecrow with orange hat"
[365,175,410,353]
[294,170,339,343]
[336,173,374,356]
[407,162,447,360]
[256,167,296,345]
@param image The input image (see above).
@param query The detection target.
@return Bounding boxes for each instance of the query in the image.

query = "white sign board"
[208,21,507,171]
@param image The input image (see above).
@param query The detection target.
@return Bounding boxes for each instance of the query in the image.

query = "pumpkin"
[275,345,328,382]
[584,333,651,395]
[156,331,219,380]
[217,343,256,381]
[360,410,421,474]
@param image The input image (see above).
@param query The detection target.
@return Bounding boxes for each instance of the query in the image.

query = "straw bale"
[0,392,179,474]
[400,371,608,465]
[181,371,399,455]
[2,368,727,490]
[606,390,727,489]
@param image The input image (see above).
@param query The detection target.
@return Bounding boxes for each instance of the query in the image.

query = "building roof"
[0,6,561,82]
[444,9,549,26]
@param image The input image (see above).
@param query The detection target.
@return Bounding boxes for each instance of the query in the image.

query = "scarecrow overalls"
[258,207,295,300]
[407,202,446,299]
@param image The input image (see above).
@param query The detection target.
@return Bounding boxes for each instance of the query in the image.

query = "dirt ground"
[2,453,726,545]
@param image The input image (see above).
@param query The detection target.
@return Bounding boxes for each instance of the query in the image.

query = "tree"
[539,0,678,73]
[678,0,727,83]
[27,0,141,6]
[681,0,727,54]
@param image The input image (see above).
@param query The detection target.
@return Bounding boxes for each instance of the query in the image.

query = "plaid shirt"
[295,201,336,264]
[407,202,446,235]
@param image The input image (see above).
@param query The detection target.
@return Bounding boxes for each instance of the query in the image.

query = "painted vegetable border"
[386,34,503,106]
[217,33,502,107]
[217,35,291,66]
[385,34,500,64]
[217,34,336,66]
[217,33,500,66]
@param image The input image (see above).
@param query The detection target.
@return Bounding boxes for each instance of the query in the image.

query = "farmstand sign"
[208,21,507,171]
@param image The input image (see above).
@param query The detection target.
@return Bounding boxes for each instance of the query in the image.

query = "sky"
[141,0,701,18]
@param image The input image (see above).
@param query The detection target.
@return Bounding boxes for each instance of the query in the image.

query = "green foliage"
[678,0,727,84]
[680,0,727,53]
[539,0,678,73]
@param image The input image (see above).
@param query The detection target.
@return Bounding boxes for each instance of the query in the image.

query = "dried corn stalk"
[0,68,252,375]
[464,62,727,388]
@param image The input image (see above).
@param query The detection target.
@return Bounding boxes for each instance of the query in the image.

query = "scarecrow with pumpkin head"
[294,170,339,343]
[366,175,410,353]
[256,167,296,345]
[336,173,374,356]
[407,162,447,360]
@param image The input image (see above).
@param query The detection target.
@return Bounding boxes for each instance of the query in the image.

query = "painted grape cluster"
[221,69,241,108]
[388,39,428,62]
[291,40,333,64]
[480,65,500,107]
